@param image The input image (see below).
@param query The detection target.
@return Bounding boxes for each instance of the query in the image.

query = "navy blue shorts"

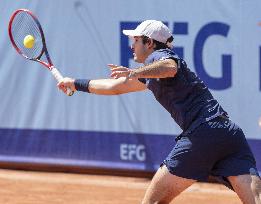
[163,116,259,186]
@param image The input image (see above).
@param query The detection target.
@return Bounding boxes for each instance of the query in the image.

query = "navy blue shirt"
[139,49,228,133]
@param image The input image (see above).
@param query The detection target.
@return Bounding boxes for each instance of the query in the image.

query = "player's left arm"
[110,59,177,79]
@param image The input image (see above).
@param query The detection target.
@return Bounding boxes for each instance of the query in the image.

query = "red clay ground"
[0,169,242,204]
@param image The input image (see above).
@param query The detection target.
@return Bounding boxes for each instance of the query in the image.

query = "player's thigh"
[142,165,196,204]
[228,174,261,204]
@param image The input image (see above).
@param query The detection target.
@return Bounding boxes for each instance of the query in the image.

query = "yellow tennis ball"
[23,35,35,49]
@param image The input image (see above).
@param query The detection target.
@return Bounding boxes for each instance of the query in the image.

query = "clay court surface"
[0,169,242,204]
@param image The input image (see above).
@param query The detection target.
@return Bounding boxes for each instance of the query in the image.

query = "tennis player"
[58,20,261,204]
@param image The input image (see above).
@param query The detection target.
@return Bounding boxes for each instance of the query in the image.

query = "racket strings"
[11,11,43,59]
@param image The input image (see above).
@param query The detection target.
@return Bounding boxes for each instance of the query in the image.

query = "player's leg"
[209,117,261,203]
[142,121,225,204]
[142,164,196,204]
[227,174,261,204]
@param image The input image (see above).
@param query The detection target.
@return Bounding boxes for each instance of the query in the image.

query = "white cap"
[122,20,172,44]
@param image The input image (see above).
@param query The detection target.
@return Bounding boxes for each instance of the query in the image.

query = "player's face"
[131,36,152,63]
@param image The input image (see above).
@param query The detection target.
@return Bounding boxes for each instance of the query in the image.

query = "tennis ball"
[23,35,35,49]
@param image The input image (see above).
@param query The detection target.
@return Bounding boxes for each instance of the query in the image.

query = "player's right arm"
[57,77,147,95]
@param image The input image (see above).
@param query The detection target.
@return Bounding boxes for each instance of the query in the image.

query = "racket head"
[8,9,74,96]
[8,9,52,68]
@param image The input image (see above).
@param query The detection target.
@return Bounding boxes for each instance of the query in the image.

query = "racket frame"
[8,9,74,96]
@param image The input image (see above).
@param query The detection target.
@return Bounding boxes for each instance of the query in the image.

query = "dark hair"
[142,35,173,50]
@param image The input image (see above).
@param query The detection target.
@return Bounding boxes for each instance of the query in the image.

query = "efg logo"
[120,21,232,90]
[120,143,146,161]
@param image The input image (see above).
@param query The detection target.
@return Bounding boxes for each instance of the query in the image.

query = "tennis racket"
[8,9,74,96]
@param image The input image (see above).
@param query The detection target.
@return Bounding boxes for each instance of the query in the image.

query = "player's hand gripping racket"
[8,9,74,96]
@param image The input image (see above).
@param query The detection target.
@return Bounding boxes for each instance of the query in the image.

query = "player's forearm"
[59,76,146,96]
[130,59,177,79]
[74,78,129,95]
[88,79,124,95]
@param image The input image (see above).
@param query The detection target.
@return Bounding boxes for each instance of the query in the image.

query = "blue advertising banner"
[0,128,260,173]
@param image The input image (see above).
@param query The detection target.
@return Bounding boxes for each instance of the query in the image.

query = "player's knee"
[251,177,261,198]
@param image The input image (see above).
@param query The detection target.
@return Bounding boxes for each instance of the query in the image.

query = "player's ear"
[147,38,154,49]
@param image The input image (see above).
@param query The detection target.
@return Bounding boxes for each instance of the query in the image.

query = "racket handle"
[51,67,74,96]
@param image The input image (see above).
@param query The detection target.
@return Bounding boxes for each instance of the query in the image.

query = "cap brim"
[122,29,142,37]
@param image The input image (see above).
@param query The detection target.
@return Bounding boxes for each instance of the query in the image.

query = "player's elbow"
[162,59,177,77]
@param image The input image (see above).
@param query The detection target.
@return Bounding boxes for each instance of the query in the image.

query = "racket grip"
[51,67,74,96]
